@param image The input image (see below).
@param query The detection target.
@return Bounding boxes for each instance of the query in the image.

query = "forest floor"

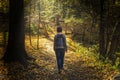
[0,33,120,80]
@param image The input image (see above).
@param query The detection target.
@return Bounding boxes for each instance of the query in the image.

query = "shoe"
[58,69,61,74]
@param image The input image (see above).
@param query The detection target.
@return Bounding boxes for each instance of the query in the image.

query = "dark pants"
[55,49,65,71]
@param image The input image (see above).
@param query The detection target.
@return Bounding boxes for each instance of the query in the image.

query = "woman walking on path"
[53,26,67,74]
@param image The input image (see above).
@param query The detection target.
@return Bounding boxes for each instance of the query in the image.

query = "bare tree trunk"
[37,2,40,49]
[65,23,67,34]
[108,22,120,65]
[29,3,33,47]
[105,0,111,56]
[44,24,49,37]
[90,16,96,44]
[56,14,60,26]
[99,0,105,59]
[3,32,7,51]
[3,0,29,64]
[82,26,86,43]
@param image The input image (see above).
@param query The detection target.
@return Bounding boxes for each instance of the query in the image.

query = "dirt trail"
[0,35,118,80]
[25,36,106,80]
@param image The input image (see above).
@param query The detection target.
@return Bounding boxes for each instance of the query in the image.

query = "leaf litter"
[0,36,119,80]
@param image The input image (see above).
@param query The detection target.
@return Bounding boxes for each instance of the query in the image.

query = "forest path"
[26,36,93,80]
[24,35,117,80]
[0,35,118,80]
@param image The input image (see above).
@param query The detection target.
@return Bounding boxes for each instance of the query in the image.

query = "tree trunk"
[3,0,29,64]
[82,26,86,43]
[108,23,120,65]
[3,32,7,51]
[99,0,105,59]
[90,16,96,44]
[56,14,60,26]
[29,3,33,48]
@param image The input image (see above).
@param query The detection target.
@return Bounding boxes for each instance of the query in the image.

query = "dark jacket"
[54,34,67,51]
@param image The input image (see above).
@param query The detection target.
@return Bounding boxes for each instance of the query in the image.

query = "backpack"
[55,34,65,49]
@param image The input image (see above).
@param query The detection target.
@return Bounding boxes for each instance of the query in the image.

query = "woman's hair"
[57,26,62,32]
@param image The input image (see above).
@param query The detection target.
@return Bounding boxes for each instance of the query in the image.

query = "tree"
[99,0,105,59]
[3,0,29,64]
[105,0,120,64]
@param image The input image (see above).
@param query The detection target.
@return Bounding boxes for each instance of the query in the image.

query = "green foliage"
[30,23,38,35]
[23,0,120,67]
[68,39,93,56]
[0,0,9,13]
[88,45,99,53]
[65,16,83,24]
[116,0,120,5]
[46,26,54,33]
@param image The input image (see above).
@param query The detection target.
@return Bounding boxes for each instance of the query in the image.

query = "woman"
[53,26,67,74]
